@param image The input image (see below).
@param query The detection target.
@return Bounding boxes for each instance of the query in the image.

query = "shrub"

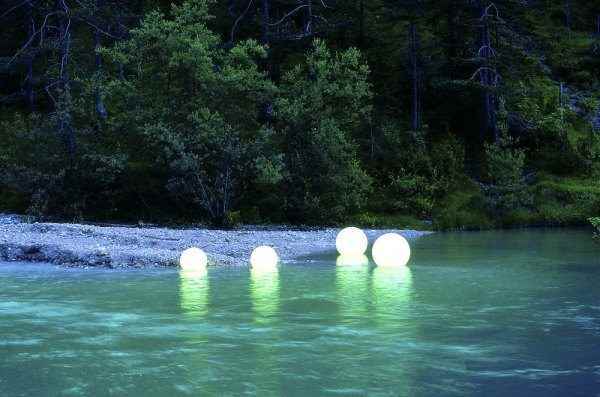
[429,134,466,196]
[433,179,493,231]
[275,40,373,223]
[103,2,278,226]
[591,218,600,237]
[483,133,532,217]
[0,113,126,220]
[368,122,437,217]
[533,176,600,225]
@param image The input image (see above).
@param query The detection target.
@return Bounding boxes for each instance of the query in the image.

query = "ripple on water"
[0,338,43,346]
[1,229,599,397]
[0,301,83,318]
[77,334,120,346]
[477,368,581,380]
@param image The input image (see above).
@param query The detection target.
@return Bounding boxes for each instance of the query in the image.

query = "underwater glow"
[336,254,369,267]
[336,257,370,318]
[372,265,413,290]
[372,233,411,267]
[336,227,368,257]
[179,267,209,316]
[372,266,413,330]
[250,246,279,270]
[251,265,280,320]
[179,247,208,270]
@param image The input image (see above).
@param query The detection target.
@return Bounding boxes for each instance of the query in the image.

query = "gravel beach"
[0,214,432,268]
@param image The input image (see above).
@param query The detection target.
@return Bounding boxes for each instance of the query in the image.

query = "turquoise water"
[1,229,599,396]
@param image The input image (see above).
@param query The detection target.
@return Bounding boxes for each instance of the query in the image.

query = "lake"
[1,229,599,396]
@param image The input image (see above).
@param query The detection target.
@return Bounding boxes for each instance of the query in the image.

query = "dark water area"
[1,229,599,396]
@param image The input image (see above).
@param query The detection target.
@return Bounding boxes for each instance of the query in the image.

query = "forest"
[1,0,599,229]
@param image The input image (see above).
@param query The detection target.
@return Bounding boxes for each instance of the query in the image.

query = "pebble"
[0,213,432,268]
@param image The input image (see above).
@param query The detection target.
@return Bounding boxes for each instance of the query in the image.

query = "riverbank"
[0,214,431,268]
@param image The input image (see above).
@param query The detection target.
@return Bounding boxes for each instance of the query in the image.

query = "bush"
[103,2,278,226]
[369,122,436,217]
[275,40,373,223]
[429,134,466,196]
[433,179,493,230]
[591,217,600,239]
[532,176,600,225]
[372,129,466,219]
[511,78,586,174]
[349,212,431,230]
[0,113,126,220]
[483,133,532,217]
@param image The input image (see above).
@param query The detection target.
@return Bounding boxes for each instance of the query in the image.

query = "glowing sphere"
[250,246,279,270]
[336,227,368,257]
[336,254,369,267]
[179,247,208,270]
[372,233,411,267]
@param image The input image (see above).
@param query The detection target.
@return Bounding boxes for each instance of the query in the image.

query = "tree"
[471,2,503,143]
[275,40,372,222]
[103,0,278,225]
[382,0,425,131]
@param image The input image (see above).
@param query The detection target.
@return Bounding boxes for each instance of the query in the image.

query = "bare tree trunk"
[564,0,571,30]
[559,82,567,149]
[56,0,75,156]
[260,0,270,45]
[479,3,498,143]
[94,0,107,120]
[446,0,459,79]
[259,0,274,122]
[304,0,313,35]
[409,22,421,131]
[24,0,35,111]
[559,82,565,107]
[116,14,126,79]
[359,0,365,47]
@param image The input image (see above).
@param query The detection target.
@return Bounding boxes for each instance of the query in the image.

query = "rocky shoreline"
[0,214,432,268]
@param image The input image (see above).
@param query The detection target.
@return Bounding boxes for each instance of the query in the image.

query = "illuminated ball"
[372,233,411,267]
[179,247,208,270]
[250,246,279,269]
[336,227,368,257]
[336,254,369,267]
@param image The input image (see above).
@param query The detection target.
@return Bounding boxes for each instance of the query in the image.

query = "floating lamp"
[336,227,368,257]
[250,245,279,270]
[372,233,411,267]
[179,247,208,271]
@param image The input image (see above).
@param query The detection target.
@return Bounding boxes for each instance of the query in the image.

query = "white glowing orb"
[336,254,369,267]
[336,227,368,257]
[250,246,279,270]
[179,247,208,270]
[372,233,411,267]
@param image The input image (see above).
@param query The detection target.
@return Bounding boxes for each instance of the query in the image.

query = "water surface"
[1,229,599,396]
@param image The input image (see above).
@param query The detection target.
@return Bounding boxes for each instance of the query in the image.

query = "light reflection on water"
[250,265,280,321]
[179,269,209,318]
[249,266,282,393]
[1,228,600,396]
[336,258,370,319]
[336,262,415,397]
[372,265,413,308]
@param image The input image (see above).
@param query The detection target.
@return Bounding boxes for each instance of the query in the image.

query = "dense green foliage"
[1,0,599,228]
[591,217,600,239]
